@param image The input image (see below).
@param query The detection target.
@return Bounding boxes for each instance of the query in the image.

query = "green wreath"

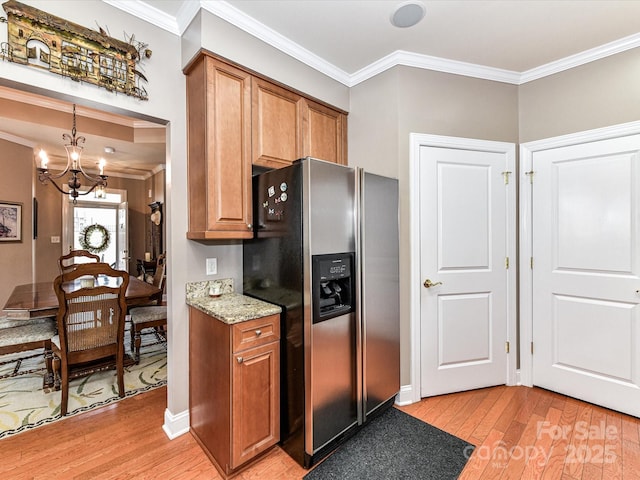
[79,224,111,254]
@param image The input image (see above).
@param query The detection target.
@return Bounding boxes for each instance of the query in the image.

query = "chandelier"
[36,104,108,204]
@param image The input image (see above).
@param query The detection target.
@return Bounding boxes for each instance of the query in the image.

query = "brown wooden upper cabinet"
[184,51,348,241]
[185,54,253,240]
[302,98,347,166]
[252,78,303,169]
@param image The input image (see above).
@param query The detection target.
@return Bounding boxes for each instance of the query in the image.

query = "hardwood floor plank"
[622,439,640,480]
[541,397,579,479]
[455,386,506,443]
[562,403,593,479]
[519,407,562,479]
[498,413,545,480]
[603,411,624,480]
[471,386,518,441]
[443,387,490,436]
[3,384,640,479]
[622,414,640,444]
[458,428,504,480]
[494,387,530,433]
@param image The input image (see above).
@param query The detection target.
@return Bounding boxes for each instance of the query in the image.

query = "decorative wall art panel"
[1,0,151,99]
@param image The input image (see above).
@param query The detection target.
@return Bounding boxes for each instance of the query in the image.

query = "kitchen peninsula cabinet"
[189,302,281,478]
[185,50,348,240]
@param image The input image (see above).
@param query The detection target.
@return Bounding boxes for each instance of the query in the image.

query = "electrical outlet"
[51,236,60,243]
[206,258,217,275]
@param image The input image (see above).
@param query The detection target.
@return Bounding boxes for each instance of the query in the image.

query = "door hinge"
[505,341,510,354]
[525,171,535,184]
[530,257,533,269]
[505,257,510,269]
[502,171,512,185]
[531,342,534,354]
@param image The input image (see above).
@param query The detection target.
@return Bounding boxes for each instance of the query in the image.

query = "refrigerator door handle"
[356,168,365,425]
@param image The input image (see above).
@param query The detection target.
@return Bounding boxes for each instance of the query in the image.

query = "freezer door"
[360,171,400,419]
[311,312,358,451]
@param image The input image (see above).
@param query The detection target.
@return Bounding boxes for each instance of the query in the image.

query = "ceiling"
[209,0,640,78]
[0,86,166,180]
[3,0,640,178]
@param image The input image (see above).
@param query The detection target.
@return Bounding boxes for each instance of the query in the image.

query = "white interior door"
[531,134,640,417]
[418,136,515,397]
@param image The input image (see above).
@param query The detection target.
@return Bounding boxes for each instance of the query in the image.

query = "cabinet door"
[302,99,347,165]
[231,341,280,469]
[252,78,303,169]
[186,55,253,239]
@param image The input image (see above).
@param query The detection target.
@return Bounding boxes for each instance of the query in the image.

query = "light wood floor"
[2,385,640,479]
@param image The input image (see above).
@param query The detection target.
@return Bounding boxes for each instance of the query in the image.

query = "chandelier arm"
[76,181,103,196]
[39,175,72,195]
[38,166,72,181]
[78,169,107,184]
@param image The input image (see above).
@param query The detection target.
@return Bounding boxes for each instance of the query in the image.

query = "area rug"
[304,407,474,480]
[0,322,166,439]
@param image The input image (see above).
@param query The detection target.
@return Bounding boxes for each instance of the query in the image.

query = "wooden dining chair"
[0,316,56,387]
[52,262,129,416]
[129,253,166,364]
[58,249,100,274]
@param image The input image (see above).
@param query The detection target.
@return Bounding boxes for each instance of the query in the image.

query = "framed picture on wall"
[0,201,22,242]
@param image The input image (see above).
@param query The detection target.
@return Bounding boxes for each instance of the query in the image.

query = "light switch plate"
[206,258,217,275]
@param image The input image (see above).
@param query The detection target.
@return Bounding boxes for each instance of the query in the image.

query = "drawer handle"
[255,329,262,337]
[237,356,243,364]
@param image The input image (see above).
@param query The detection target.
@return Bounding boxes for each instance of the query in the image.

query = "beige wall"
[0,139,33,310]
[31,173,152,282]
[349,66,519,385]
[519,48,640,142]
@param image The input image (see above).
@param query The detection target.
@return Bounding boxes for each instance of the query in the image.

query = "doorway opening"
[62,189,128,271]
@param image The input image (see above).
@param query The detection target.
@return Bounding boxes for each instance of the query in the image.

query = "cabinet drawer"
[232,314,280,352]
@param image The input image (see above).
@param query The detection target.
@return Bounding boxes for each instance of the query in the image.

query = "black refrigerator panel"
[243,163,306,465]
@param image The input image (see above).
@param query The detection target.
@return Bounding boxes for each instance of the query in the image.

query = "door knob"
[423,279,443,288]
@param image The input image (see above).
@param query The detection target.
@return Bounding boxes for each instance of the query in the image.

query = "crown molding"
[520,32,640,84]
[199,0,351,86]
[0,131,37,148]
[102,0,182,36]
[349,50,521,86]
[106,1,640,87]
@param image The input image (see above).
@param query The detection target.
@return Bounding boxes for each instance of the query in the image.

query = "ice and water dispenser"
[312,253,355,323]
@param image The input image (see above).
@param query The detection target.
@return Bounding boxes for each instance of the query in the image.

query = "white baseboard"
[394,384,416,406]
[162,407,190,439]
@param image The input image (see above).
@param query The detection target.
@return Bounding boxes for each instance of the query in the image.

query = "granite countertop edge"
[186,293,281,325]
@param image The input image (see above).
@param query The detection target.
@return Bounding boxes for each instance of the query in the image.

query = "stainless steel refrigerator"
[243,157,399,468]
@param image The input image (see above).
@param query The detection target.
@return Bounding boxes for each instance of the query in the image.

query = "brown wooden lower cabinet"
[189,308,280,478]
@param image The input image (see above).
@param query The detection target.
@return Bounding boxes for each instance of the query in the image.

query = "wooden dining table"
[2,275,163,320]
[2,275,162,389]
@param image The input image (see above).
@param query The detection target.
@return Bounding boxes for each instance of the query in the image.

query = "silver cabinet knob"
[255,329,262,337]
[247,223,253,229]
[237,356,243,364]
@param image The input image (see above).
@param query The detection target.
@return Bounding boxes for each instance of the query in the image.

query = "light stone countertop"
[186,293,281,325]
